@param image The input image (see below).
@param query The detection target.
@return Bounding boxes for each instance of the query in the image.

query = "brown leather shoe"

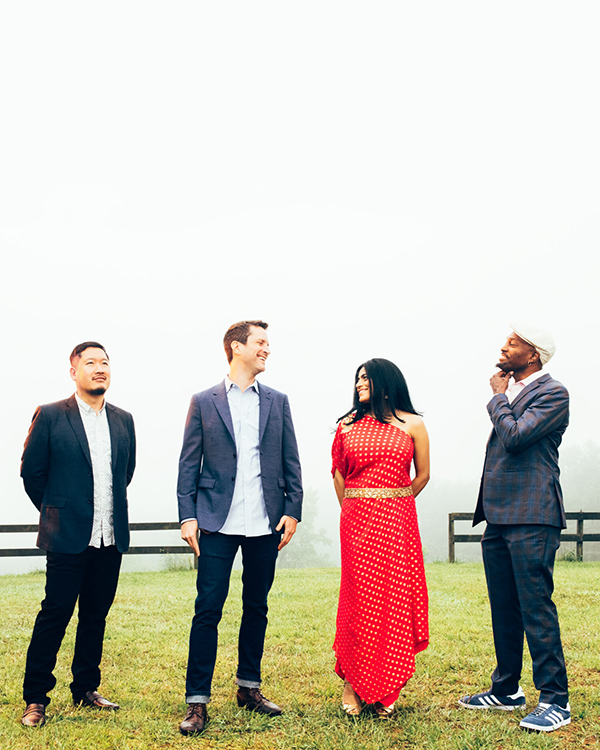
[74,691,119,710]
[21,703,46,727]
[236,687,282,716]
[179,703,209,735]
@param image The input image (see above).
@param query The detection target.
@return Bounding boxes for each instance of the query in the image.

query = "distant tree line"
[278,488,334,568]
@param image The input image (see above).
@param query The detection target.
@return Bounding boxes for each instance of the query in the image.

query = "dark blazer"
[473,373,569,529]
[177,380,303,533]
[20,395,136,554]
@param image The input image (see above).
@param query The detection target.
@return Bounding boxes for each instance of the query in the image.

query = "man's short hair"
[70,341,109,365]
[223,321,268,364]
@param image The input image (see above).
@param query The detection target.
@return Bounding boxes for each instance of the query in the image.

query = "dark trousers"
[23,544,122,706]
[185,532,280,700]
[481,523,568,707]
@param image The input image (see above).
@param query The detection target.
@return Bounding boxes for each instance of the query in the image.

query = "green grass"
[1,563,599,749]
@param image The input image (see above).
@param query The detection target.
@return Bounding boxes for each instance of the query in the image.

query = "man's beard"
[87,386,107,397]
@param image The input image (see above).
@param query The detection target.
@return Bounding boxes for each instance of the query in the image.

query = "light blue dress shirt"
[218,376,271,537]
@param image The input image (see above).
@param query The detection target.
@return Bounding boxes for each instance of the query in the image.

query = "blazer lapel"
[65,396,92,466]
[106,404,120,472]
[259,385,272,444]
[212,382,236,444]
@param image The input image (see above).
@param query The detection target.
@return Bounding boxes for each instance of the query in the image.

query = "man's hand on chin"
[490,370,513,395]
[275,516,298,550]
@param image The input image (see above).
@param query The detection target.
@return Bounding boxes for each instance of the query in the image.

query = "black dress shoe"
[21,703,46,727]
[74,691,119,710]
[236,687,282,716]
[179,703,209,735]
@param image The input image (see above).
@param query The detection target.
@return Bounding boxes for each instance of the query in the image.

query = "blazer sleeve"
[177,395,203,522]
[127,413,137,486]
[488,386,569,454]
[20,406,50,511]
[281,395,303,521]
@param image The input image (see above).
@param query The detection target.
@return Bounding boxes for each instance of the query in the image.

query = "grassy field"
[1,562,599,749]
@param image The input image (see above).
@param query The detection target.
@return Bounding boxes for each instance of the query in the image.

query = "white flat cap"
[509,321,556,366]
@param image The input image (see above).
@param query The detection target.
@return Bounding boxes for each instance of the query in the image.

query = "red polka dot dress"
[332,414,429,706]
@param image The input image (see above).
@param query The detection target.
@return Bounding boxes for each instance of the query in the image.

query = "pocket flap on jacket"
[198,476,216,489]
[44,496,67,508]
[278,478,287,489]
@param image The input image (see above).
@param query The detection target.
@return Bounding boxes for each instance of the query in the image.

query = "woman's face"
[356,367,371,404]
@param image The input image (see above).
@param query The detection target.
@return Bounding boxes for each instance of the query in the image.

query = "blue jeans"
[185,532,280,702]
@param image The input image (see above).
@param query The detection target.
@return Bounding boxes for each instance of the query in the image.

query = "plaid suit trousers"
[482,523,568,706]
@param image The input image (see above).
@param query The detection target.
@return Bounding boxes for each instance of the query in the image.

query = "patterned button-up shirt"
[75,393,114,547]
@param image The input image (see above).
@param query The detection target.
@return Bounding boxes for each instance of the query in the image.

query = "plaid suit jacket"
[473,373,569,529]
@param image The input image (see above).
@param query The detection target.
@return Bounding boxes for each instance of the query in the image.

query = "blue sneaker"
[520,702,571,732]
[459,686,526,711]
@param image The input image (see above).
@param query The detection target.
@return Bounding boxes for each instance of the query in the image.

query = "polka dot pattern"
[331,414,429,706]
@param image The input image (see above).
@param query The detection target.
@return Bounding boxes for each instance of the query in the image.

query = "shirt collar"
[75,391,106,415]
[224,375,259,394]
[510,369,546,389]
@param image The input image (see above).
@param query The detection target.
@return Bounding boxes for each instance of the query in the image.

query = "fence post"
[448,514,455,563]
[577,512,584,561]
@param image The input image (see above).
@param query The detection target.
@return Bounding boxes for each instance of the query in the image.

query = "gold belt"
[344,486,413,499]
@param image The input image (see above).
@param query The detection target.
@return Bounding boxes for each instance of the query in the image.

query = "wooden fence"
[448,511,600,563]
[0,522,195,564]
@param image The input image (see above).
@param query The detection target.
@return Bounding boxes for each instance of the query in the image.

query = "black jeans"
[23,544,122,706]
[185,532,280,701]
[482,523,568,707]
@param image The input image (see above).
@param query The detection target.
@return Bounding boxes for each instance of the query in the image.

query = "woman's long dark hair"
[337,358,421,425]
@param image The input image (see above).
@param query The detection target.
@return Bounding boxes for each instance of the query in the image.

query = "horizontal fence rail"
[0,522,189,558]
[449,511,600,563]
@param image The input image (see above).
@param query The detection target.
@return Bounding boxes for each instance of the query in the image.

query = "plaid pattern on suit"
[473,373,569,528]
[473,372,570,707]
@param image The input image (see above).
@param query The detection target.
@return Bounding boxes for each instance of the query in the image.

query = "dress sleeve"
[331,422,347,478]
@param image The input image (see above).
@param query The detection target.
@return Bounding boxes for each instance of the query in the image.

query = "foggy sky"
[2,2,599,572]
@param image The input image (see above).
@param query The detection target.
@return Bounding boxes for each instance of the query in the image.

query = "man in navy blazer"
[459,324,571,733]
[20,342,136,727]
[177,320,302,736]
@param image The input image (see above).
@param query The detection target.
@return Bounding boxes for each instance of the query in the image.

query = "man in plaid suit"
[459,324,571,733]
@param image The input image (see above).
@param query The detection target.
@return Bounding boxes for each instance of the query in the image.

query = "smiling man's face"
[234,326,270,376]
[496,333,538,375]
[70,347,111,397]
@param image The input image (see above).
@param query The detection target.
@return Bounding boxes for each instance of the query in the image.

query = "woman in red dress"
[332,358,430,717]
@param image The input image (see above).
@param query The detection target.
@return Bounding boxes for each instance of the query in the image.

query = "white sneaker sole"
[458,698,525,711]
[520,716,571,732]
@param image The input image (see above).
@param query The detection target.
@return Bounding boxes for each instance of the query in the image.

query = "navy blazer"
[177,380,303,533]
[20,395,136,553]
[473,373,569,529]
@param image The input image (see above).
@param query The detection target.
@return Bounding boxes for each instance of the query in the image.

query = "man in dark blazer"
[459,324,571,733]
[20,342,136,728]
[177,320,303,736]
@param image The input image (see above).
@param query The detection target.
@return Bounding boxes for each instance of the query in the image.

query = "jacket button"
[231,477,235,482]
[233,453,236,459]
